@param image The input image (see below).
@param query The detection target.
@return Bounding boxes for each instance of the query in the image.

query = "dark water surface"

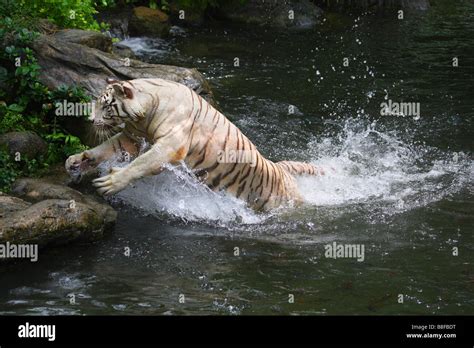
[1,1,473,315]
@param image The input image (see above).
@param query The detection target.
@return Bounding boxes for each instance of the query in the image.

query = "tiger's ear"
[106,77,120,84]
[112,83,134,99]
[123,85,134,99]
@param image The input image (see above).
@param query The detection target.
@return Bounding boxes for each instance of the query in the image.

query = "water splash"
[299,118,472,212]
[98,146,263,225]
[97,119,472,226]
[119,37,174,59]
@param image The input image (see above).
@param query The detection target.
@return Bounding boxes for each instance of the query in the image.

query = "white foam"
[97,119,472,225]
[98,153,262,225]
[119,37,172,58]
[297,119,472,212]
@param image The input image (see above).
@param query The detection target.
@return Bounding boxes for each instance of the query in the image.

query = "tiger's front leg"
[92,139,185,196]
[65,132,138,183]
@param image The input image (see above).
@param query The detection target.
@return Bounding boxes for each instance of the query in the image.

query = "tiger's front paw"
[92,167,129,196]
[65,151,95,182]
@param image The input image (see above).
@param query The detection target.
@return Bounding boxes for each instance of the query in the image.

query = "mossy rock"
[129,6,171,38]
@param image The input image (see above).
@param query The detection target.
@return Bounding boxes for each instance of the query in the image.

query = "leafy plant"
[0,148,49,192]
[19,0,104,31]
[97,0,242,13]
[0,105,26,132]
[0,8,90,189]
[45,132,88,163]
[0,149,19,192]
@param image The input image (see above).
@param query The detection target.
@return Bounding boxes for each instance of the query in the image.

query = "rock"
[0,199,113,247]
[12,178,86,203]
[169,25,187,37]
[0,131,47,159]
[36,19,58,35]
[11,178,116,226]
[129,6,171,37]
[112,42,137,59]
[0,179,117,251]
[32,34,213,102]
[96,7,131,40]
[0,193,30,218]
[218,0,324,29]
[53,29,113,53]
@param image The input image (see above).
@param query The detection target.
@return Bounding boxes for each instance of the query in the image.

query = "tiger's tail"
[276,161,325,176]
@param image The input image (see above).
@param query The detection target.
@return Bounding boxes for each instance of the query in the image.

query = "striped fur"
[66,78,322,211]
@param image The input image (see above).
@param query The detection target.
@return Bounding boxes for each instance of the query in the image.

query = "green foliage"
[0,105,26,132]
[0,150,18,192]
[45,132,88,164]
[0,10,89,191]
[97,0,241,13]
[0,148,49,192]
[19,0,105,31]
[97,0,161,10]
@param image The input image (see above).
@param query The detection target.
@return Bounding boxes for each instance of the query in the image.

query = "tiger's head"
[92,78,145,137]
